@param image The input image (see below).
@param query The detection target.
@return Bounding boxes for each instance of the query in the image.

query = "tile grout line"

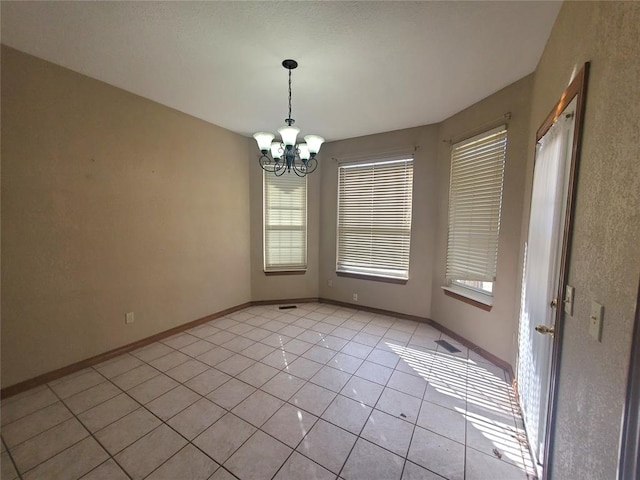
[2,303,520,480]
[125,306,348,479]
[14,349,220,479]
[53,368,138,480]
[16,321,335,475]
[398,332,443,480]
[212,306,359,479]
[1,435,24,480]
[94,343,251,479]
[189,306,348,479]
[221,308,357,480]
[158,308,424,474]
[203,306,516,478]
[33,376,135,480]
[3,380,111,476]
[87,346,247,479]
[1,306,300,477]
[464,346,470,480]
[335,324,414,480]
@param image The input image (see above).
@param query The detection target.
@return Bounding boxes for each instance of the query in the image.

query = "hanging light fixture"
[253,59,324,177]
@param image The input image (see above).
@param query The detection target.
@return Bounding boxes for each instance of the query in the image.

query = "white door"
[517,98,576,476]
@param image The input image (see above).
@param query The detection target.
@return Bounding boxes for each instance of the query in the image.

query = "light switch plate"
[564,285,575,316]
[125,312,135,324]
[589,301,603,341]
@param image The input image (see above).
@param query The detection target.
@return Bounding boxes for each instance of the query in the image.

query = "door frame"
[617,278,640,479]
[531,62,590,480]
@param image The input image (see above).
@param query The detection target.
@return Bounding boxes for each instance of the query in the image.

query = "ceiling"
[1,1,561,142]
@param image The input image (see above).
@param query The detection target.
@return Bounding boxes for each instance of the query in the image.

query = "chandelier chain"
[288,68,292,121]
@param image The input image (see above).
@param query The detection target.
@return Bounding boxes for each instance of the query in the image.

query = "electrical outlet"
[327,279,333,287]
[589,301,603,342]
[125,312,135,324]
[352,293,358,302]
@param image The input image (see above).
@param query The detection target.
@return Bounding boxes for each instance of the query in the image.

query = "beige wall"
[431,75,534,366]
[249,147,320,301]
[529,3,640,478]
[318,126,440,318]
[1,46,252,388]
[317,76,533,368]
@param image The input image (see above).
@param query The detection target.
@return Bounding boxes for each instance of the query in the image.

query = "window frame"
[335,157,414,283]
[263,171,308,274]
[443,125,508,306]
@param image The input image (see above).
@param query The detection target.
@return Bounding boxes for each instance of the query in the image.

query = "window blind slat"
[264,172,307,271]
[446,128,507,283]
[337,159,413,280]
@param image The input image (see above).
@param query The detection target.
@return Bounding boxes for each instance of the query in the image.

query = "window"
[336,158,414,281]
[445,126,507,302]
[263,171,307,272]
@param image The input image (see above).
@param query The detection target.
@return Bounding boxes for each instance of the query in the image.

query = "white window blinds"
[263,172,307,271]
[337,158,414,280]
[446,126,507,284]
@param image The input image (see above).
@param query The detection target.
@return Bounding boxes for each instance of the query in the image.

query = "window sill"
[442,285,493,311]
[264,270,306,276]
[337,271,408,285]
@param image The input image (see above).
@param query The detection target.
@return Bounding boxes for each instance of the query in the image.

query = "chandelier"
[253,59,325,177]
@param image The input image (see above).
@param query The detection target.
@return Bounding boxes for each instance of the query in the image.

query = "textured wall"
[249,143,320,301]
[1,47,252,387]
[431,75,534,366]
[528,3,640,478]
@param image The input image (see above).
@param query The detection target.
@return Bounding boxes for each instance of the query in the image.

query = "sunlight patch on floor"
[388,341,538,477]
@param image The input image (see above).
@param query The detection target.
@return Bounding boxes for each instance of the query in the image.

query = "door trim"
[618,278,640,479]
[537,62,590,480]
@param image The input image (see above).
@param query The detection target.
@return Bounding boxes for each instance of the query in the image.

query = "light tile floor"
[0,303,537,480]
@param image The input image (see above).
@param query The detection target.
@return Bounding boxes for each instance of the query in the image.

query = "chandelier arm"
[259,153,279,173]
[274,163,287,176]
[290,155,315,177]
[292,162,306,177]
[291,160,313,177]
[258,154,271,172]
[304,158,318,175]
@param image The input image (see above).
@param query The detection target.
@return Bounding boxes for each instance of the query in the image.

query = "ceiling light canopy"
[254,59,324,177]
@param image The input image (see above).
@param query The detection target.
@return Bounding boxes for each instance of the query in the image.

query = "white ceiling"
[1,1,561,142]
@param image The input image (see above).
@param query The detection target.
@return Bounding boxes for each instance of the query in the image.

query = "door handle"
[550,298,558,309]
[535,325,555,337]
